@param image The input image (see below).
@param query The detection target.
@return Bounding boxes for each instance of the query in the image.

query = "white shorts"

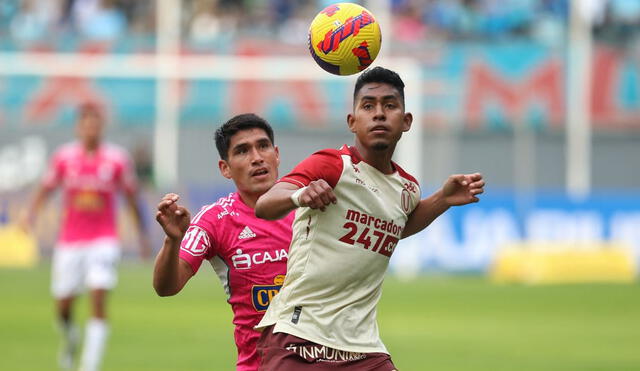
[51,238,121,299]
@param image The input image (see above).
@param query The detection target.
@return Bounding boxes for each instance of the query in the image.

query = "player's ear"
[402,112,413,132]
[274,145,280,166]
[218,159,232,179]
[347,113,356,133]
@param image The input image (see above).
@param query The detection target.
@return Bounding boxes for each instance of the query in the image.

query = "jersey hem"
[267,321,389,355]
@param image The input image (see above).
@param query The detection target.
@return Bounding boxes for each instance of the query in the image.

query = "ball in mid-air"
[308,2,381,76]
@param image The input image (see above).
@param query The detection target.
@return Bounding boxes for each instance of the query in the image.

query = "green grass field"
[1,263,639,371]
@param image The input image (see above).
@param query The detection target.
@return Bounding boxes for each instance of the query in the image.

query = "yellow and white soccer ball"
[308,2,382,76]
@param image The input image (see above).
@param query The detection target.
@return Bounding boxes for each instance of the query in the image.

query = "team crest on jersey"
[401,188,411,213]
[98,163,114,181]
[252,275,285,311]
[181,226,211,257]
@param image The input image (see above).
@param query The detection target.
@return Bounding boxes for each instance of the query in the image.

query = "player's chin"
[370,140,390,151]
[250,178,276,193]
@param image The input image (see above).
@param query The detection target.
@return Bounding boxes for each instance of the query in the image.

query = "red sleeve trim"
[393,161,420,186]
[278,148,344,189]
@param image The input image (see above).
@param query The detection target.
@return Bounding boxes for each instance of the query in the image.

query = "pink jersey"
[41,141,137,244]
[179,192,294,371]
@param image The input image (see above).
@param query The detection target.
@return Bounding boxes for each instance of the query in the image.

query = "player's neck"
[237,191,259,209]
[352,142,395,174]
[83,141,100,154]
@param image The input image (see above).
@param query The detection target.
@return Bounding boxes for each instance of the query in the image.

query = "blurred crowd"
[0,0,639,46]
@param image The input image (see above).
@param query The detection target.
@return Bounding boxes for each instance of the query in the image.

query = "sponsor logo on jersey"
[238,226,256,239]
[345,209,403,236]
[251,275,286,311]
[213,194,239,220]
[231,248,288,270]
[338,209,401,257]
[354,176,379,193]
[181,226,211,257]
[72,190,104,211]
[285,344,367,362]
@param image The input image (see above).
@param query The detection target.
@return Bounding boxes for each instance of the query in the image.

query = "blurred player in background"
[153,113,297,371]
[20,103,151,371]
[254,67,485,370]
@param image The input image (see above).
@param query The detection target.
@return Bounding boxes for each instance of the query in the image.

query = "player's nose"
[249,147,264,163]
[373,104,386,120]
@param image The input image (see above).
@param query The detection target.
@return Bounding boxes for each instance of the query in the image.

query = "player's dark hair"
[353,66,405,107]
[215,113,275,160]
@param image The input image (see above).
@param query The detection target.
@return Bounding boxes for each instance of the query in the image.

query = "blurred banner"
[391,190,640,276]
[1,42,639,131]
[3,186,639,278]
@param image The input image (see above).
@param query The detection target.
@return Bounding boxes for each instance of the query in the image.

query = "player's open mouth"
[251,168,269,177]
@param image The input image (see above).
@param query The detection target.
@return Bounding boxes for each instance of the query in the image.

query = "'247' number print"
[338,222,399,257]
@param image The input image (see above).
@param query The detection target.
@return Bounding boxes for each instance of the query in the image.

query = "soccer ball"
[308,3,382,76]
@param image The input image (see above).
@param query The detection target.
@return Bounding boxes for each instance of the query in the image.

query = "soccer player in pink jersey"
[20,103,151,371]
[254,67,485,370]
[153,113,296,371]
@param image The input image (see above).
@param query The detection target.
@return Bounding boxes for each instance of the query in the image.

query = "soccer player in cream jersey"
[254,67,485,370]
[154,114,299,371]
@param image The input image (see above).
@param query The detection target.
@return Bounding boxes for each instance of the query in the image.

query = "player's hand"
[155,193,191,241]
[297,180,337,211]
[441,173,485,206]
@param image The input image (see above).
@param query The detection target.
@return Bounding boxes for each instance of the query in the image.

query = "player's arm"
[20,150,61,231]
[153,193,194,296]
[124,188,152,260]
[402,173,485,239]
[19,184,54,231]
[255,179,337,220]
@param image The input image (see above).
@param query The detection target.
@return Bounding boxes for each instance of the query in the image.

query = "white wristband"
[290,187,307,208]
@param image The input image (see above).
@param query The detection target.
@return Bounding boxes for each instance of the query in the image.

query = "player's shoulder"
[306,145,355,164]
[101,142,131,160]
[191,193,239,224]
[309,146,344,158]
[54,141,81,158]
[392,161,420,186]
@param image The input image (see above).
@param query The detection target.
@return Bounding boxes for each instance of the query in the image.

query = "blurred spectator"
[392,3,428,45]
[1,1,20,34]
[10,0,61,42]
[73,0,127,40]
[1,0,639,47]
[188,0,233,44]
[605,0,640,43]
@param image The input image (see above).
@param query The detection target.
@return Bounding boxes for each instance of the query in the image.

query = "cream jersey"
[257,145,421,354]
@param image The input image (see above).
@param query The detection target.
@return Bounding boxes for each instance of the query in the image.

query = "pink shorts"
[257,325,397,371]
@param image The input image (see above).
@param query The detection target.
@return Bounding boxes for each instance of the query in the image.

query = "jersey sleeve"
[178,215,217,274]
[279,149,344,188]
